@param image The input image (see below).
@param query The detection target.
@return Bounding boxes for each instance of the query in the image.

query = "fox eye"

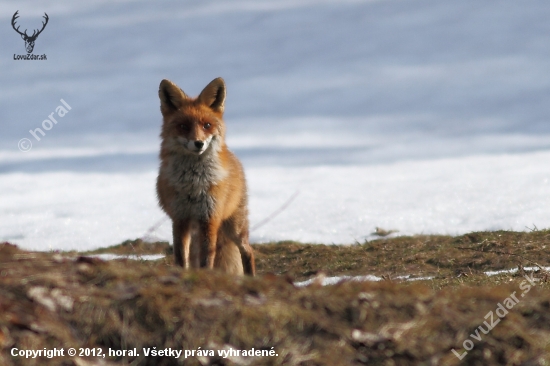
[203,123,212,130]
[178,123,190,132]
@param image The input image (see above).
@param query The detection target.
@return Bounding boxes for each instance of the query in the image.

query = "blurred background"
[1,0,550,250]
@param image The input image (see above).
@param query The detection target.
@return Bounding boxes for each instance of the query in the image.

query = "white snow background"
[1,0,550,251]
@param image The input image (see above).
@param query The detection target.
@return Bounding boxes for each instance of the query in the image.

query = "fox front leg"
[172,220,192,268]
[199,219,221,269]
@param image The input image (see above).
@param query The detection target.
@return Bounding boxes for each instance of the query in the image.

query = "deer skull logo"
[12,11,49,54]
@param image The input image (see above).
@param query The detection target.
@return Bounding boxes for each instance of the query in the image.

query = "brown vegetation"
[1,230,550,365]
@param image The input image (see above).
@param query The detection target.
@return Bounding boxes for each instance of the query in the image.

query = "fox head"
[159,78,226,155]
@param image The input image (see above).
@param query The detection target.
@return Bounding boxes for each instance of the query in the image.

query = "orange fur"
[156,78,255,275]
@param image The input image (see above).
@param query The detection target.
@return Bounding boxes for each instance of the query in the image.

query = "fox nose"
[194,141,204,149]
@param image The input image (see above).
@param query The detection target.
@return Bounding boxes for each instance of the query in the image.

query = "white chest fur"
[163,148,227,220]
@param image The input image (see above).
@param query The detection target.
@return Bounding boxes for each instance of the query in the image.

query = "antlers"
[11,11,49,40]
[34,13,49,39]
[11,11,25,37]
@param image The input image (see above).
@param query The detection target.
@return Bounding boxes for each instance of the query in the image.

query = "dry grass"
[1,230,550,365]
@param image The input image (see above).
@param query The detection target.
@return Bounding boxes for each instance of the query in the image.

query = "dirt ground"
[1,230,550,365]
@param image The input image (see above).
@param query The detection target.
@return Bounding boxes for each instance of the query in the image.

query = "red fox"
[156,78,255,276]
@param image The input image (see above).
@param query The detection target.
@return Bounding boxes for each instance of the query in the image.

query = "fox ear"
[159,79,188,115]
[198,77,226,114]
